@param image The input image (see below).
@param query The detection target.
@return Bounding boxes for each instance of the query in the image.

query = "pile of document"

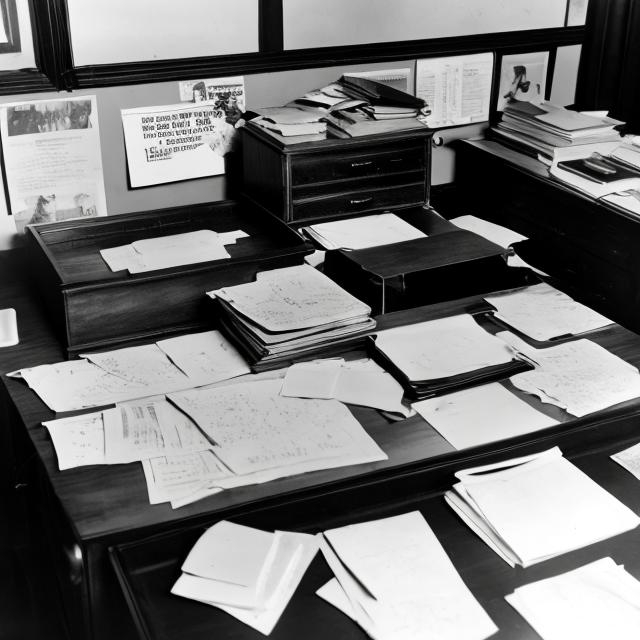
[172,520,318,635]
[318,511,498,640]
[506,558,640,640]
[209,264,375,370]
[248,106,328,144]
[372,313,531,399]
[490,99,622,164]
[485,282,612,341]
[100,229,247,274]
[301,212,426,250]
[43,377,388,507]
[445,447,640,567]
[9,329,250,412]
[500,331,640,417]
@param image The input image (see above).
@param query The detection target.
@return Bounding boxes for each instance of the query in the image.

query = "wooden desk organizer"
[26,199,312,356]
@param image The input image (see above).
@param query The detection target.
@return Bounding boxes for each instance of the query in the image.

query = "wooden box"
[26,199,312,356]
[323,208,524,314]
[241,122,432,224]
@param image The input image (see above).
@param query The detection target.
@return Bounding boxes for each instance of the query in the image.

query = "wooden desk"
[4,249,640,639]
[454,139,640,332]
[111,436,640,640]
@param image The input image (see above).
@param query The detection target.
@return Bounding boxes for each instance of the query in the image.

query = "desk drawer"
[291,182,426,222]
[291,143,425,185]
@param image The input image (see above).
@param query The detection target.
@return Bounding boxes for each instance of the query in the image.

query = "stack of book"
[208,264,376,370]
[489,100,623,164]
[247,75,430,142]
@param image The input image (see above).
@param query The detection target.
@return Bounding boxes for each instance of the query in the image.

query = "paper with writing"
[43,412,106,470]
[414,382,559,450]
[485,283,612,341]
[375,314,516,382]
[210,264,371,332]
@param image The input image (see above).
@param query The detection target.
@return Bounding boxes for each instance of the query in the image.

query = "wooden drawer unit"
[241,122,432,224]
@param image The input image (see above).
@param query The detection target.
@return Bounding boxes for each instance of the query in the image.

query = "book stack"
[247,75,430,142]
[489,100,623,164]
[208,264,376,370]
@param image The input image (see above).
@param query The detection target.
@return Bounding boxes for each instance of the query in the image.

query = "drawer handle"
[350,161,373,168]
[349,197,373,205]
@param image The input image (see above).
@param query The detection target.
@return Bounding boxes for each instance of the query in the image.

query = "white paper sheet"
[322,511,498,640]
[0,96,107,234]
[168,378,387,476]
[210,264,371,332]
[612,441,640,481]
[446,447,640,567]
[121,101,236,187]
[43,412,106,470]
[416,53,493,128]
[0,308,19,346]
[485,283,613,341]
[509,338,640,417]
[506,558,640,640]
[304,213,426,250]
[450,215,527,249]
[156,330,250,384]
[375,314,516,382]
[414,382,559,449]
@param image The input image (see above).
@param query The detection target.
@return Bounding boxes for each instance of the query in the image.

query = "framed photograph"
[0,0,21,54]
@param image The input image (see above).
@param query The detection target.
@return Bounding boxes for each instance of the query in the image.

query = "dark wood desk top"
[111,437,640,640]
[4,248,640,547]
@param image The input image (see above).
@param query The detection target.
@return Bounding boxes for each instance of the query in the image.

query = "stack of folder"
[446,447,640,567]
[208,264,376,371]
[172,520,318,635]
[371,314,531,399]
[490,100,622,163]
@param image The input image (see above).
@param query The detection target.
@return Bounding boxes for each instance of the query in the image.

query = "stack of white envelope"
[172,520,318,635]
[317,511,498,640]
[446,447,640,567]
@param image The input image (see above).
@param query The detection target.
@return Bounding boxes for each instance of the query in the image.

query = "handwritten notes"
[169,379,387,477]
[43,412,106,470]
[485,283,612,341]
[508,338,640,417]
[210,264,371,332]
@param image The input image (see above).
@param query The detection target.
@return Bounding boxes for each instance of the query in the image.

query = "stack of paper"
[209,265,375,370]
[413,382,558,450]
[318,511,497,640]
[485,282,613,341]
[280,358,410,416]
[172,520,318,635]
[100,229,247,273]
[506,558,640,640]
[450,215,527,250]
[372,314,531,399]
[501,333,640,417]
[248,106,327,143]
[302,213,426,250]
[445,447,640,567]
[10,330,250,412]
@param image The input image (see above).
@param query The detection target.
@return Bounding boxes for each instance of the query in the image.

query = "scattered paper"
[414,382,559,449]
[508,338,640,417]
[445,447,640,567]
[43,412,106,470]
[612,441,640,481]
[485,283,612,341]
[450,215,526,249]
[506,558,640,640]
[320,511,498,640]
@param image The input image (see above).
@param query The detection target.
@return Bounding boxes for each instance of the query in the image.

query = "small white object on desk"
[0,308,18,347]
[450,215,527,250]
